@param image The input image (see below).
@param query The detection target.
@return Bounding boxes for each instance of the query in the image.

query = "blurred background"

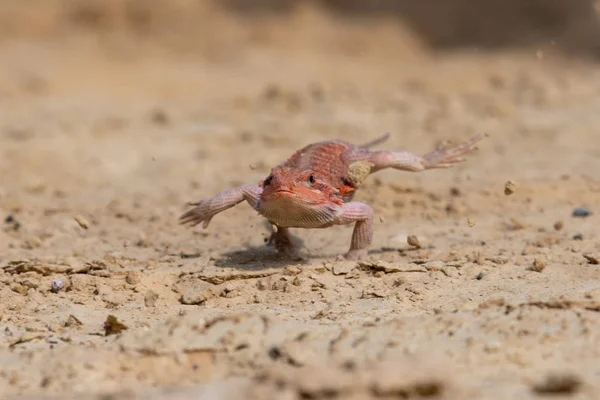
[2,0,600,57]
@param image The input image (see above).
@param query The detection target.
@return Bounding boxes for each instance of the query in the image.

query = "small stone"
[449,187,461,197]
[476,272,484,280]
[73,216,89,230]
[5,215,14,223]
[332,261,356,276]
[50,280,64,293]
[508,218,525,230]
[359,260,426,273]
[532,373,581,395]
[467,217,476,227]
[64,314,83,327]
[406,235,421,248]
[573,233,583,240]
[572,208,591,218]
[553,220,564,231]
[531,259,546,272]
[150,109,169,125]
[504,180,517,195]
[144,290,159,307]
[583,254,599,265]
[180,283,216,305]
[103,315,128,336]
[125,271,141,285]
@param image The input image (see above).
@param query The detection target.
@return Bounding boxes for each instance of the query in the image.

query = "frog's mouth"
[262,186,297,199]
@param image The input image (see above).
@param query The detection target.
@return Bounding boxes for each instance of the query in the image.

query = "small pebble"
[51,280,64,293]
[125,271,141,285]
[150,109,169,125]
[467,217,476,227]
[583,254,599,265]
[449,187,461,197]
[504,180,517,196]
[533,373,581,395]
[144,290,159,307]
[531,259,546,272]
[572,233,583,240]
[73,215,89,230]
[572,208,591,218]
[476,272,484,280]
[407,235,421,248]
[553,220,564,231]
[5,215,14,223]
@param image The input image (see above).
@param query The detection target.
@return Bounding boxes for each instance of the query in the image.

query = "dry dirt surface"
[1,1,600,399]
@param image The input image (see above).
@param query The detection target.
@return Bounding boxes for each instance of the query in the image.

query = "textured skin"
[180,133,486,260]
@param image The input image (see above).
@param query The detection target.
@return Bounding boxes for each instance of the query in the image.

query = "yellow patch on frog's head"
[346,161,374,187]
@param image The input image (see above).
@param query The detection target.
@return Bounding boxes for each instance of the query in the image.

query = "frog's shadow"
[212,245,396,270]
[213,246,310,270]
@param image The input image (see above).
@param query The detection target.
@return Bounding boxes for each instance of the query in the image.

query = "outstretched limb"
[179,184,262,228]
[366,133,487,173]
[331,202,374,260]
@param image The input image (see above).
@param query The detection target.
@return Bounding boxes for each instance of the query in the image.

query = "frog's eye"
[308,175,315,185]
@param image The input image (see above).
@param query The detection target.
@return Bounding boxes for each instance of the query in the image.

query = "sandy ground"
[1,2,600,399]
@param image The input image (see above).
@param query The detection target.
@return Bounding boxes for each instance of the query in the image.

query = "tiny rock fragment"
[64,314,83,328]
[572,208,591,218]
[553,220,564,231]
[573,233,583,241]
[180,283,216,305]
[361,289,387,299]
[531,259,546,272]
[504,180,517,195]
[379,216,385,223]
[467,217,476,227]
[407,235,421,248]
[508,218,525,230]
[104,315,128,336]
[476,272,484,280]
[50,280,64,293]
[125,271,141,285]
[10,333,45,347]
[532,373,581,395]
[73,215,89,230]
[144,290,159,307]
[449,187,461,197]
[151,109,169,125]
[358,260,426,274]
[332,261,356,276]
[583,254,599,265]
